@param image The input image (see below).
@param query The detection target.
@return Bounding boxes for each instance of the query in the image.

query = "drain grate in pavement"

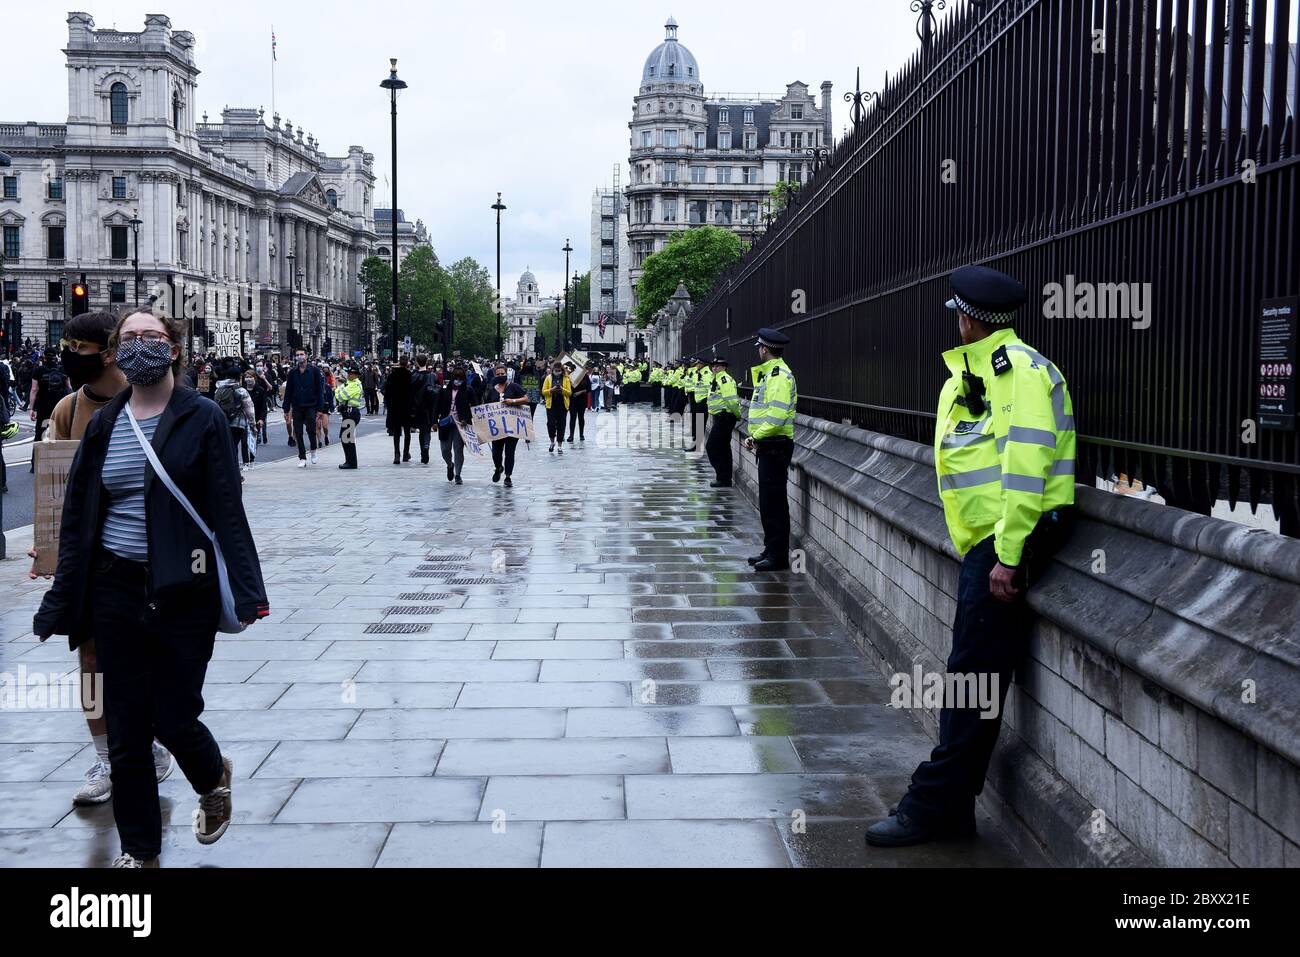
[447,577,498,585]
[396,593,451,601]
[424,554,470,562]
[382,606,444,616]
[364,623,432,634]
[409,571,451,579]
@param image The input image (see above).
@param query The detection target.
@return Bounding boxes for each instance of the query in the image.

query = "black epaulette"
[991,346,1011,376]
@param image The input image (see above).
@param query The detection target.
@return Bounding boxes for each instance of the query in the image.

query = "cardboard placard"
[457,420,487,458]
[197,372,211,393]
[471,402,536,445]
[33,440,81,576]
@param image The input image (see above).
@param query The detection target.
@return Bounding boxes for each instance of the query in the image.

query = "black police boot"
[747,553,768,566]
[709,480,732,488]
[863,812,936,848]
[753,556,789,573]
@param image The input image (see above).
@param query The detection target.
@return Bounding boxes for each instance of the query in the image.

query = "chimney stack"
[820,81,834,145]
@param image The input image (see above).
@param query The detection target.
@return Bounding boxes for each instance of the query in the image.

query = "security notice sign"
[1258,297,1297,430]
[32,440,81,576]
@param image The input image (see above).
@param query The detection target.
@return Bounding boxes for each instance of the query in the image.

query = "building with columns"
[502,269,547,358]
[0,12,377,357]
[373,208,430,270]
[625,17,833,312]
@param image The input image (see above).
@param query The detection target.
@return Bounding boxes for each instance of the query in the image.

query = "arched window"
[377,246,391,257]
[172,90,182,129]
[326,189,338,208]
[110,83,129,126]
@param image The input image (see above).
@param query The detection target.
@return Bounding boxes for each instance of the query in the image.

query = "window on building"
[744,167,759,185]
[719,109,729,124]
[177,228,186,263]
[744,132,756,150]
[694,131,705,149]
[377,246,391,257]
[601,196,614,214]
[177,181,185,207]
[715,201,734,225]
[3,226,19,260]
[663,161,678,184]
[112,177,127,200]
[601,246,614,265]
[110,281,126,304]
[791,132,804,150]
[3,280,17,302]
[664,130,678,148]
[172,90,182,129]
[110,225,129,260]
[601,221,614,241]
[110,82,129,125]
[791,105,804,120]
[47,178,63,201]
[718,131,731,150]
[789,163,804,184]
[601,269,614,290]
[640,130,653,149]
[688,200,707,225]
[780,132,787,147]
[744,109,754,125]
[741,201,761,224]
[635,198,653,224]
[717,167,733,185]
[326,189,338,208]
[601,294,614,311]
[47,226,64,260]
[2,176,16,199]
[48,281,63,303]
[661,196,677,222]
[690,165,706,184]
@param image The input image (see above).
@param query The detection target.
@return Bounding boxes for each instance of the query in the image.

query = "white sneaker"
[73,759,113,806]
[298,460,307,468]
[310,451,318,465]
[153,741,175,784]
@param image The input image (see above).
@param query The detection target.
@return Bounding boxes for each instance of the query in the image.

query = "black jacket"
[33,386,269,648]
[434,383,475,439]
[384,367,413,434]
[409,370,438,428]
[282,363,325,412]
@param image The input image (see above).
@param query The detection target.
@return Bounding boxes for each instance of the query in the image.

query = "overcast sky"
[9,1,945,297]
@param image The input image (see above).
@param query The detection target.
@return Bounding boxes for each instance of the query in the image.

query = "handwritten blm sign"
[471,402,536,444]
[33,440,81,576]
[457,419,487,458]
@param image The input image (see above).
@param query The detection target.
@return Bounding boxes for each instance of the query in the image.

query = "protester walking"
[384,356,414,465]
[567,361,592,442]
[282,349,324,467]
[542,361,571,454]
[435,363,473,484]
[33,307,268,868]
[409,355,438,465]
[214,360,255,476]
[490,363,528,488]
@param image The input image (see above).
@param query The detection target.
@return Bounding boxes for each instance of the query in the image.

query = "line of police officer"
[663,265,1077,849]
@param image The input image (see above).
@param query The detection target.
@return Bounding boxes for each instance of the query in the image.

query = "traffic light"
[69,275,89,317]
[437,300,454,347]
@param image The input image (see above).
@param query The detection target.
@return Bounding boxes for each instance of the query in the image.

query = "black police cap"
[755,328,790,348]
[945,265,1028,324]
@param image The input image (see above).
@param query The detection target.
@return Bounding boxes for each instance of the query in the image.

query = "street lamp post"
[491,192,506,358]
[129,208,143,306]
[380,58,408,358]
[572,270,581,349]
[296,268,304,352]
[286,250,296,349]
[554,294,562,359]
[562,238,572,349]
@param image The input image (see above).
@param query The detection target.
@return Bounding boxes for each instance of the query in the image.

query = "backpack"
[43,366,71,404]
[214,384,243,424]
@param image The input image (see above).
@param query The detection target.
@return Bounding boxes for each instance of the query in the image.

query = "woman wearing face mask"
[541,361,571,454]
[434,364,473,484]
[33,308,269,868]
[243,367,270,463]
[489,364,529,487]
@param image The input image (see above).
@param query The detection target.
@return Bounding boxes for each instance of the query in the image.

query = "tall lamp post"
[491,192,506,358]
[286,249,296,350]
[561,238,572,349]
[572,270,581,349]
[129,208,143,305]
[553,294,562,359]
[380,58,407,358]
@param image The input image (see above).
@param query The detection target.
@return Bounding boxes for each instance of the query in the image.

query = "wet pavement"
[0,409,1030,867]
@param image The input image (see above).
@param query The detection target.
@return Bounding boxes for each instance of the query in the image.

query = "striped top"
[101,410,161,562]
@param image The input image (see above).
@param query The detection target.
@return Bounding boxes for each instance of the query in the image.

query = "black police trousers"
[896,534,1030,827]
[706,411,737,485]
[340,407,362,468]
[754,437,793,562]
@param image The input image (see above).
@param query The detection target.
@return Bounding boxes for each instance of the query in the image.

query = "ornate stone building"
[502,269,547,358]
[373,208,431,269]
[625,17,833,311]
[0,12,377,356]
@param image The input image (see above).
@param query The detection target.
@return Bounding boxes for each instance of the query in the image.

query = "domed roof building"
[640,17,701,92]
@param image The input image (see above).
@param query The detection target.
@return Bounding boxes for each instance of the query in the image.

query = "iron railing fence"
[682,0,1300,533]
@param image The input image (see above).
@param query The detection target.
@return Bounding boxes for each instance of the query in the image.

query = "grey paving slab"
[565,707,740,738]
[347,708,567,740]
[273,682,463,710]
[541,820,791,868]
[436,738,671,776]
[478,775,625,822]
[456,682,631,709]
[624,773,889,820]
[377,822,543,867]
[0,743,85,782]
[276,777,486,823]
[667,736,804,774]
[255,740,446,778]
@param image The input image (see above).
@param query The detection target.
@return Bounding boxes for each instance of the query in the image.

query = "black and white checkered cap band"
[946,294,1017,324]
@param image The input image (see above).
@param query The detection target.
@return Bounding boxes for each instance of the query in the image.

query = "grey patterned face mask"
[115,337,174,386]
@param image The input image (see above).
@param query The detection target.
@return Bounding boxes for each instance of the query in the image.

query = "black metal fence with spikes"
[682,0,1300,535]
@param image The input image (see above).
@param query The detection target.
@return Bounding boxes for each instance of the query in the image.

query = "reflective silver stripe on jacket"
[1002,473,1047,494]
[940,465,1002,491]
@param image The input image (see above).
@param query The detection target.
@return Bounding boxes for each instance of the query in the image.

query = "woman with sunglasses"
[34,308,269,868]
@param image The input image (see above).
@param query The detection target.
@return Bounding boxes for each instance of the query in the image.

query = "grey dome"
[641,17,700,87]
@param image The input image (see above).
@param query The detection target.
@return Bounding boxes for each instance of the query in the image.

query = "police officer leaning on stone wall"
[865,264,1078,848]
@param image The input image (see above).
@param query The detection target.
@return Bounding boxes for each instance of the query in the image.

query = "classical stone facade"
[625,18,833,309]
[0,12,377,357]
[502,269,548,358]
[373,207,430,270]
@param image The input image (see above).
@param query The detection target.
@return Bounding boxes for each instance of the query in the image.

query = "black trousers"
[897,535,1030,827]
[364,388,379,415]
[417,424,432,463]
[492,437,519,476]
[291,406,319,459]
[546,404,567,442]
[91,550,223,861]
[706,412,737,484]
[686,398,707,449]
[567,400,587,440]
[755,438,793,562]
[341,407,361,468]
[392,427,411,461]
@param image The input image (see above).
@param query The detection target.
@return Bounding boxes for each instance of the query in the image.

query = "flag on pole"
[272,29,278,61]
[598,313,607,337]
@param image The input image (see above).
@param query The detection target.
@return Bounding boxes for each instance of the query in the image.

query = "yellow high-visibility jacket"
[335,378,363,409]
[934,328,1076,567]
[707,371,741,418]
[748,358,796,441]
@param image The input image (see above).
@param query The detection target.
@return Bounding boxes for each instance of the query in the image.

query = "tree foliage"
[633,227,744,327]
[770,180,801,212]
